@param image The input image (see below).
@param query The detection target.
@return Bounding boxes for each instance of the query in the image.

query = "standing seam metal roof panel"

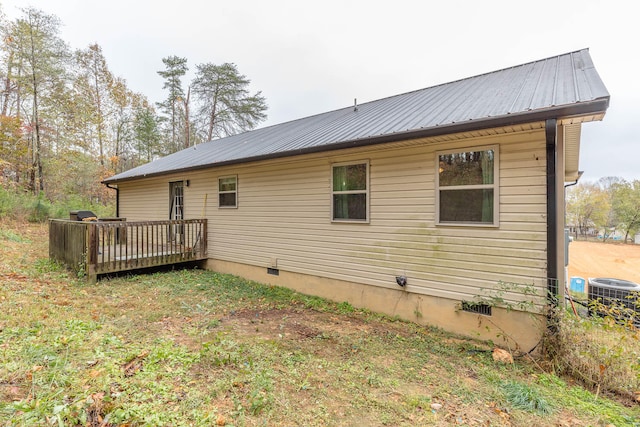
[104,48,610,184]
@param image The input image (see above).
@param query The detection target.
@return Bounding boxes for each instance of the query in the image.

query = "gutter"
[105,183,119,217]
[564,171,584,188]
[102,99,609,185]
[546,119,558,304]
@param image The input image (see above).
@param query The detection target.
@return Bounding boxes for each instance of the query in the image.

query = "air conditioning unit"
[588,278,640,326]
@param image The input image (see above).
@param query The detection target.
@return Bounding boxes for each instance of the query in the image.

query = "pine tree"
[157,55,188,153]
[191,62,267,142]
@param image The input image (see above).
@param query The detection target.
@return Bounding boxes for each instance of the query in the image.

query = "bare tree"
[8,7,69,193]
[75,43,114,166]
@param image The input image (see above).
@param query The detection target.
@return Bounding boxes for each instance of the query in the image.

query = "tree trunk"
[114,121,121,173]
[184,86,191,148]
[171,97,176,151]
[26,19,45,193]
[207,88,219,142]
[93,60,105,166]
[1,52,13,116]
[30,40,44,193]
[33,84,43,192]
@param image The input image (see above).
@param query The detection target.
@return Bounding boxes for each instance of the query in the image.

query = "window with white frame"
[218,175,237,208]
[437,147,498,225]
[332,161,369,222]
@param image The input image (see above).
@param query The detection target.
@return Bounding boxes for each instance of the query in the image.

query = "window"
[218,175,237,208]
[332,161,369,222]
[437,147,498,225]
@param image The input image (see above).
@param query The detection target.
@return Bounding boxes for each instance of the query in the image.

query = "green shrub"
[0,186,114,222]
[28,195,51,222]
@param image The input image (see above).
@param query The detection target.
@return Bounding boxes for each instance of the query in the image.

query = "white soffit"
[564,123,582,182]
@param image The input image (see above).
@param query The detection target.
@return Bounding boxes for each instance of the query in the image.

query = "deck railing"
[50,219,207,281]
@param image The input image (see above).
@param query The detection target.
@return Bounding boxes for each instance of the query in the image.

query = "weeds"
[470,280,542,313]
[544,305,640,401]
[461,280,546,355]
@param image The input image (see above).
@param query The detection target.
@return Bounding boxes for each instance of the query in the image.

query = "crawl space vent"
[461,301,492,316]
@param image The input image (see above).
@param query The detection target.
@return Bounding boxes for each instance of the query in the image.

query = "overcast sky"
[1,0,637,182]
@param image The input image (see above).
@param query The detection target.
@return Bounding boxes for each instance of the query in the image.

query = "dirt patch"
[222,308,365,342]
[222,307,418,344]
[568,241,640,283]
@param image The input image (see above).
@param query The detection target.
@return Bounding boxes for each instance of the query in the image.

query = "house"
[103,49,609,350]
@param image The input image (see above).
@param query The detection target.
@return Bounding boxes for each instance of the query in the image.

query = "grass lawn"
[1,221,639,426]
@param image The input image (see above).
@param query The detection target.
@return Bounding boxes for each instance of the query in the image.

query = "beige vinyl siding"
[118,179,170,221]
[207,128,546,307]
[117,126,548,309]
[119,174,196,221]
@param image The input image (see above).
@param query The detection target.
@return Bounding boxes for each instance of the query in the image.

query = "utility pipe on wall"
[546,119,558,304]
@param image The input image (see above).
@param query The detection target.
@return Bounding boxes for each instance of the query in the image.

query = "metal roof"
[104,48,609,184]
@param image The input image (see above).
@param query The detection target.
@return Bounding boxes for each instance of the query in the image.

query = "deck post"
[87,222,98,283]
[202,219,207,256]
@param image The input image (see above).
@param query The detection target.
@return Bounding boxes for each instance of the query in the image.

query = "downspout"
[105,183,119,217]
[546,119,558,305]
[564,171,584,189]
[564,171,584,242]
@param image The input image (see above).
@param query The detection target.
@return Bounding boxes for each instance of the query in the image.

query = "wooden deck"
[49,219,207,281]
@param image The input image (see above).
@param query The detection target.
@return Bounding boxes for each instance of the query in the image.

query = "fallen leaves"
[24,365,44,382]
[488,401,511,424]
[0,272,29,281]
[0,383,25,401]
[122,350,149,377]
[492,348,514,364]
[85,392,116,427]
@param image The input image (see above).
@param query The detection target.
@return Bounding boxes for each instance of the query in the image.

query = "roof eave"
[103,98,609,185]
